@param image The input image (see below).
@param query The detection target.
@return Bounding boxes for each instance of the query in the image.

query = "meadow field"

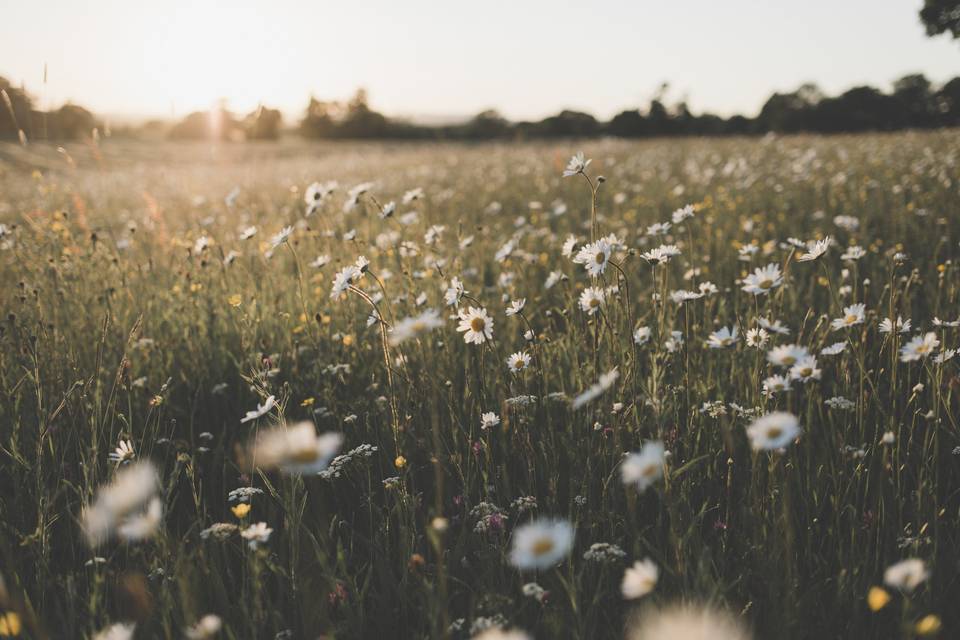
[0,131,958,639]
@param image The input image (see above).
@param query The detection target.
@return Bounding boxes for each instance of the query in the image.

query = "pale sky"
[1,0,957,123]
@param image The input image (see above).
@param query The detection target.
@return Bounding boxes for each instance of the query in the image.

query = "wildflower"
[330,265,362,299]
[621,441,665,492]
[842,246,866,261]
[240,395,276,424]
[742,263,783,295]
[402,187,423,204]
[746,412,800,450]
[81,462,162,547]
[509,518,574,570]
[831,303,866,331]
[621,558,659,599]
[767,344,809,367]
[109,440,135,465]
[881,431,895,445]
[915,615,942,636]
[93,623,136,640]
[583,542,627,563]
[0,612,22,637]
[624,603,750,640]
[388,309,444,346]
[344,182,373,212]
[247,422,343,475]
[270,226,293,249]
[867,586,890,611]
[578,287,605,315]
[473,628,532,640]
[883,558,928,592]
[394,456,407,469]
[900,332,940,362]
[670,289,704,303]
[505,298,526,316]
[634,326,651,345]
[561,234,579,258]
[241,522,273,549]
[185,614,223,640]
[239,225,257,240]
[231,503,251,518]
[522,582,548,603]
[821,342,847,356]
[706,326,738,349]
[672,204,696,223]
[572,368,619,409]
[443,277,466,307]
[573,238,612,277]
[481,412,500,430]
[641,244,681,265]
[746,327,769,348]
[562,152,591,177]
[456,307,493,345]
[646,221,671,236]
[379,201,396,219]
[506,351,531,373]
[762,375,792,395]
[758,317,790,335]
[798,236,831,262]
[789,356,821,383]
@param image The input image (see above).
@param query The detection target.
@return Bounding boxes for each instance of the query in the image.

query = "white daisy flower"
[456,307,493,345]
[578,287,605,315]
[830,304,866,331]
[741,263,783,296]
[706,326,738,349]
[562,152,591,177]
[509,518,574,570]
[900,332,940,362]
[621,441,665,492]
[573,238,613,277]
[621,558,659,599]
[883,558,928,593]
[746,412,800,450]
[506,351,532,374]
[241,522,273,549]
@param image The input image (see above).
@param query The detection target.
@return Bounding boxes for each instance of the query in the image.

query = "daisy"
[633,326,652,345]
[402,187,423,204]
[270,226,293,249]
[746,412,800,450]
[509,518,574,570]
[900,332,940,362]
[762,374,792,395]
[343,182,373,212]
[933,317,960,328]
[841,246,866,261]
[646,221,671,236]
[456,307,493,345]
[789,355,822,383]
[81,462,162,548]
[443,277,465,307]
[506,351,532,374]
[241,522,273,549]
[94,623,137,640]
[831,304,866,331]
[240,395,276,424]
[573,239,612,277]
[473,629,532,640]
[879,316,911,334]
[578,287,605,315]
[821,342,847,356]
[561,234,579,258]
[670,289,704,304]
[797,236,831,262]
[621,558,659,599]
[185,615,222,640]
[706,326,738,349]
[388,309,444,346]
[239,225,257,240]
[745,328,769,349]
[562,152,591,177]
[641,244,681,265]
[109,440,136,465]
[309,254,331,268]
[671,204,695,223]
[505,299,526,317]
[379,201,396,219]
[330,265,362,299]
[758,317,790,335]
[248,422,343,475]
[883,558,928,592]
[767,344,809,367]
[480,412,500,430]
[572,368,619,410]
[620,441,665,492]
[741,263,783,296]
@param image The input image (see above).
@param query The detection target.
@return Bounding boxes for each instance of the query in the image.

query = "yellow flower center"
[594,252,605,264]
[767,426,783,440]
[471,317,486,332]
[759,279,773,289]
[845,315,857,324]
[532,537,555,556]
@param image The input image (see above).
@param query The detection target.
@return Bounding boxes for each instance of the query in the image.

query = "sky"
[1,0,957,123]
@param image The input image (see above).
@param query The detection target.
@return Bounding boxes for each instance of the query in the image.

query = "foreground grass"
[0,133,958,639]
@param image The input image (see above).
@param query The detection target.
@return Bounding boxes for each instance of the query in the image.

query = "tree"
[919,0,960,39]
[244,106,282,140]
